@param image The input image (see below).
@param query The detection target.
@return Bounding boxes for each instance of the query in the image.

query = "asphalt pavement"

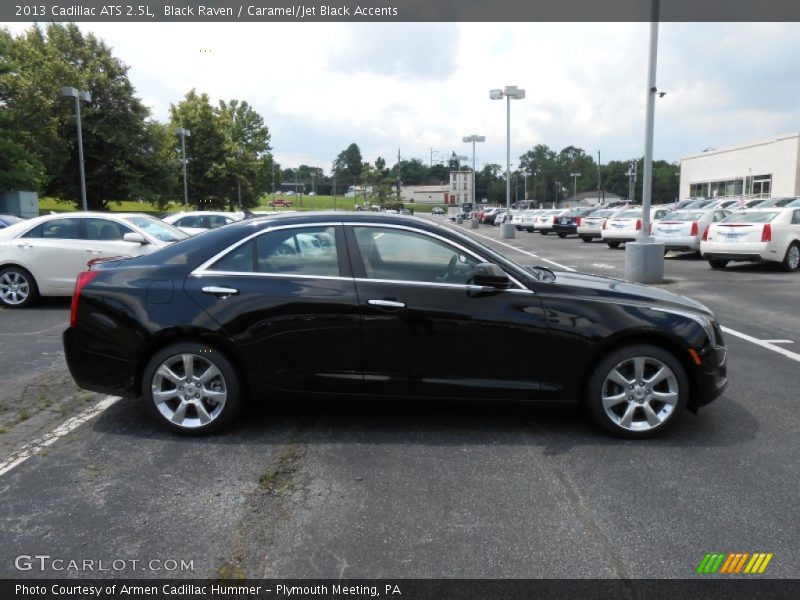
[0,220,797,579]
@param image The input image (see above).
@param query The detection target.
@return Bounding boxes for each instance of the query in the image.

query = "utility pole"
[397,148,402,202]
[597,150,602,203]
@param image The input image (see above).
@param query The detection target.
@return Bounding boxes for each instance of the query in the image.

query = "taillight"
[70,270,100,327]
[702,226,709,241]
[636,219,642,230]
[761,223,772,242]
[575,217,582,226]
[690,222,698,236]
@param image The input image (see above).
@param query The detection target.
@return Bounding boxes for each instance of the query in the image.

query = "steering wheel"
[443,255,458,282]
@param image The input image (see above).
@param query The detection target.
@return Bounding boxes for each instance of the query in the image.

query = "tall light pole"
[570,172,581,206]
[625,0,664,284]
[522,171,530,201]
[174,127,191,208]
[490,85,526,239]
[61,87,91,211]
[463,135,485,211]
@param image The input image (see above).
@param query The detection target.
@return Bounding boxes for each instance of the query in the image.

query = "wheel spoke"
[633,357,646,384]
[646,366,669,387]
[607,368,630,388]
[642,403,662,427]
[197,364,221,385]
[156,364,183,385]
[202,388,226,404]
[170,402,188,424]
[619,403,636,428]
[182,354,194,379]
[195,402,212,424]
[652,390,678,405]
[602,392,627,410]
[152,389,180,404]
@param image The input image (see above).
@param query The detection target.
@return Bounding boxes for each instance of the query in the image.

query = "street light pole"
[463,135,485,211]
[490,86,525,239]
[570,172,580,205]
[174,127,191,208]
[61,87,91,211]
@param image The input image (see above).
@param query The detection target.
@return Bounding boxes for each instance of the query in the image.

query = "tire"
[540,231,548,235]
[708,259,728,269]
[557,232,568,238]
[781,242,800,272]
[526,228,534,233]
[607,241,620,248]
[141,342,242,435]
[515,226,522,231]
[0,266,39,308]
[587,344,688,439]
[581,236,592,243]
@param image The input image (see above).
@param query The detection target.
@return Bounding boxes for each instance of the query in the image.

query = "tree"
[1,23,171,209]
[170,90,227,208]
[332,143,363,187]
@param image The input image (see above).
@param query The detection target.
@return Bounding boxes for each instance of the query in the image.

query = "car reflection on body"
[63,212,727,438]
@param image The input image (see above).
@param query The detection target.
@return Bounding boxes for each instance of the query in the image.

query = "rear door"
[346,223,547,400]
[185,223,363,394]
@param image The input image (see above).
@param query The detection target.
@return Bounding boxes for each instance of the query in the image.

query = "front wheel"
[587,344,688,438]
[607,241,620,248]
[781,242,799,271]
[0,266,39,308]
[142,342,242,435]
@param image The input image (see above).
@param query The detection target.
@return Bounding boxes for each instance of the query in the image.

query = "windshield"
[660,211,704,222]
[123,215,189,242]
[720,212,778,224]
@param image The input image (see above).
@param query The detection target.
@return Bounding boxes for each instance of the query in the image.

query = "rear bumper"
[552,224,578,235]
[701,241,770,262]
[63,327,138,398]
[655,235,700,252]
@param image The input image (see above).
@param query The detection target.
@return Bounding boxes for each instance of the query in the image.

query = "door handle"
[367,299,406,309]
[16,243,33,250]
[86,249,103,254]
[201,286,239,297]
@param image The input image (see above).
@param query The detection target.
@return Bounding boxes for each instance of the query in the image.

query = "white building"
[399,185,453,204]
[449,170,473,206]
[679,132,800,200]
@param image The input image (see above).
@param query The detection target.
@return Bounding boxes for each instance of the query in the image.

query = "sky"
[4,21,800,173]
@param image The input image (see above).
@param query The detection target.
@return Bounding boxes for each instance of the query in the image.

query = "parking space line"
[0,395,120,477]
[721,327,800,363]
[453,226,577,272]
[761,339,794,345]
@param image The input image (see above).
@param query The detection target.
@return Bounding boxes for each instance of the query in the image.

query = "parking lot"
[0,218,798,579]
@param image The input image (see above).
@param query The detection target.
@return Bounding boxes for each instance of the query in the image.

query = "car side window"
[176,216,200,228]
[23,218,81,239]
[208,226,340,277]
[84,218,134,241]
[793,210,800,225]
[353,226,480,284]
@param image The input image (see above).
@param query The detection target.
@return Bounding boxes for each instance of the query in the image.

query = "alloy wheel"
[151,353,227,428]
[0,270,31,306]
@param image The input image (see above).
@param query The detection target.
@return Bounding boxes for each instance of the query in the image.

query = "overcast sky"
[5,21,800,172]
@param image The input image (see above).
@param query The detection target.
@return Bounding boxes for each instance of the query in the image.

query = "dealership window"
[690,175,771,199]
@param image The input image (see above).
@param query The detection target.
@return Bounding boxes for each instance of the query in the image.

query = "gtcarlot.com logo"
[696,552,773,575]
[14,554,194,572]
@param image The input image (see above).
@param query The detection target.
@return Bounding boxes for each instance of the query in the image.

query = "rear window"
[614,210,642,219]
[588,209,615,218]
[661,211,703,222]
[720,212,778,224]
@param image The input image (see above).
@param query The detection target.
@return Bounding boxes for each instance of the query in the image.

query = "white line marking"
[0,395,120,477]
[454,226,577,271]
[721,327,800,363]
[761,339,794,345]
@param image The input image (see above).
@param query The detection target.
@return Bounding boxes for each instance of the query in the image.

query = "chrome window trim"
[345,221,529,291]
[193,270,352,283]
[191,221,342,276]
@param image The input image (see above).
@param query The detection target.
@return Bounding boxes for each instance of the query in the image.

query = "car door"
[15,217,88,293]
[346,223,548,400]
[184,223,362,394]
[83,218,153,259]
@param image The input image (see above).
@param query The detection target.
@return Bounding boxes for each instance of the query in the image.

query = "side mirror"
[470,262,510,288]
[123,232,148,244]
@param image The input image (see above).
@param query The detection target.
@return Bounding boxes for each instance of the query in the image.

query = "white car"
[700,207,800,271]
[651,208,731,254]
[534,209,569,235]
[162,211,242,236]
[601,206,673,248]
[0,212,188,307]
[519,209,544,232]
[577,207,623,242]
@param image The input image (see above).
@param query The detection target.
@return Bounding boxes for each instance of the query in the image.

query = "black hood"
[546,270,713,316]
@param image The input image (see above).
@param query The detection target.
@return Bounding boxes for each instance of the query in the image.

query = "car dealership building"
[679,132,800,200]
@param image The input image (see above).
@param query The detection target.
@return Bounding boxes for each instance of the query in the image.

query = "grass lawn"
[38,195,447,215]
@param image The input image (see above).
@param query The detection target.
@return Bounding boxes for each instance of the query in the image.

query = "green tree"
[170,90,227,208]
[332,143,363,187]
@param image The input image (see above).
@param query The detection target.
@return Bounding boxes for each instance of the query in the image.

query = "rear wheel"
[581,236,592,243]
[142,342,242,435]
[708,259,728,269]
[0,266,39,308]
[607,241,620,248]
[781,242,799,271]
[540,231,548,235]
[587,344,687,438]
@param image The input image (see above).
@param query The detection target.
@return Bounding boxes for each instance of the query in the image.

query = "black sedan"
[63,212,727,438]
[552,208,597,238]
